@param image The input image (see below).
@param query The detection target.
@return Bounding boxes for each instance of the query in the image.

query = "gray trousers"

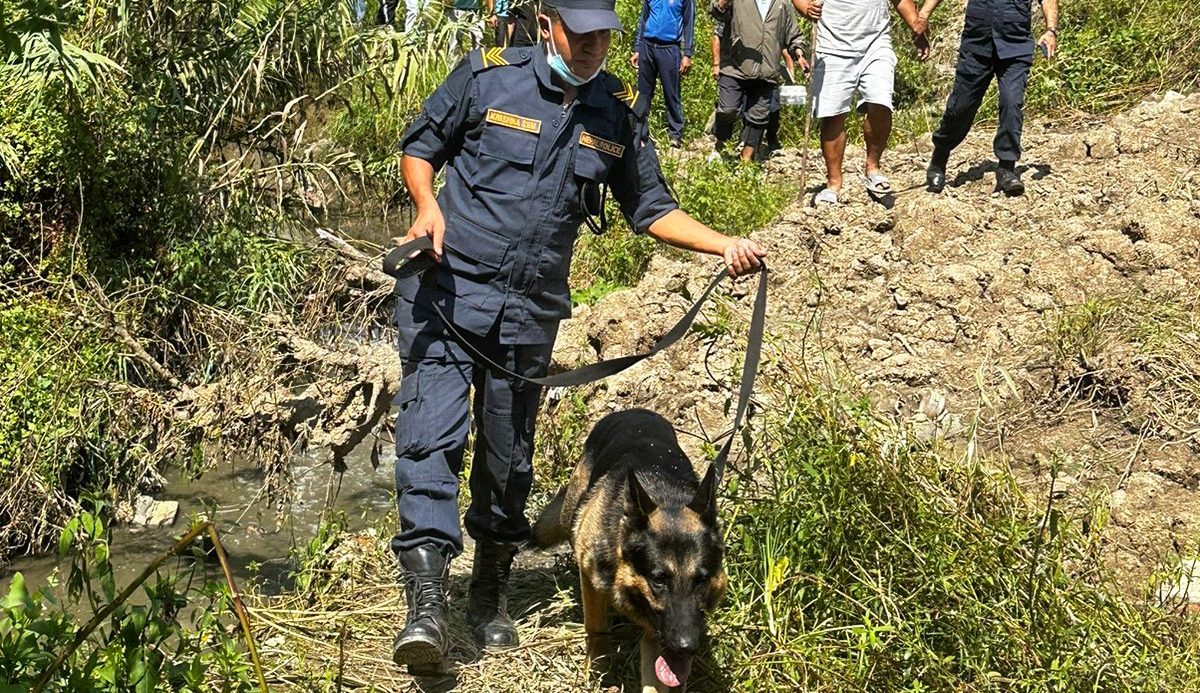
[714,74,774,148]
[390,289,551,558]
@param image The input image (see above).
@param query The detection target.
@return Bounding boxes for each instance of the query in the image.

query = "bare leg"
[820,112,848,192]
[863,103,893,176]
[580,573,610,673]
[740,144,755,162]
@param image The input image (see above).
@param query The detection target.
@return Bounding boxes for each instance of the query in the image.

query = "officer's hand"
[723,237,766,277]
[405,205,446,262]
[630,51,639,69]
[712,63,720,79]
[913,31,930,62]
[1038,31,1057,59]
[680,56,692,74]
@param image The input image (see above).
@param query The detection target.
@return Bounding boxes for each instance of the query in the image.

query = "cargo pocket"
[442,213,511,279]
[393,367,432,459]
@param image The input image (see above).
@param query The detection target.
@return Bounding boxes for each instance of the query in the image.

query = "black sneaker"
[995,167,1025,196]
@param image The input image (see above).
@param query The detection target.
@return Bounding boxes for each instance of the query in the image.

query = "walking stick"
[799,0,822,199]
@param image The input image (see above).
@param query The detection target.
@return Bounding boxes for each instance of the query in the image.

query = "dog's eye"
[649,571,670,588]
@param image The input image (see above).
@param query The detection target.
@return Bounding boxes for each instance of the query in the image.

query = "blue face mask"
[545,24,605,86]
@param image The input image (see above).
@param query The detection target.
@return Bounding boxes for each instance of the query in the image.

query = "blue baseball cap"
[542,0,623,34]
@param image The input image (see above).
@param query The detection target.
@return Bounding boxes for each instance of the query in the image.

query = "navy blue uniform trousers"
[390,286,551,558]
[932,47,1031,163]
[637,39,685,141]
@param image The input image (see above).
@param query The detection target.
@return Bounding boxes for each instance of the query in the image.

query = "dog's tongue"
[655,654,692,689]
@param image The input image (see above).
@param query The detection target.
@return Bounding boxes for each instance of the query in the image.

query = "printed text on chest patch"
[579,131,625,158]
[485,109,542,134]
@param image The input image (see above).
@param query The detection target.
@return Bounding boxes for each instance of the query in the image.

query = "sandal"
[814,187,839,206]
[862,171,893,196]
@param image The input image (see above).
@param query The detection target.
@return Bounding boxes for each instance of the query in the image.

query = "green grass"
[570,155,797,304]
[708,378,1200,691]
[1044,294,1200,432]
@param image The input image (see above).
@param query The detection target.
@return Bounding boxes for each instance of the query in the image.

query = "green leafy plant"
[1,506,256,691]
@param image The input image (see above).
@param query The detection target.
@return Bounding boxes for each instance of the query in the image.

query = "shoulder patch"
[469,47,532,73]
[612,78,639,110]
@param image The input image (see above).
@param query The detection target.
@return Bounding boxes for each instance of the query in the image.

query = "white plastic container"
[779,84,807,107]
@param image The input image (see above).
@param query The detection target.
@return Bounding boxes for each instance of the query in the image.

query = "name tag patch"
[579,132,625,158]
[485,108,541,134]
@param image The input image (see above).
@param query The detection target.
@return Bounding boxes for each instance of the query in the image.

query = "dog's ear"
[687,464,718,522]
[626,470,657,518]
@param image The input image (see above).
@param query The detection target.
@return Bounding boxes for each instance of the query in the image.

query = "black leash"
[383,236,766,482]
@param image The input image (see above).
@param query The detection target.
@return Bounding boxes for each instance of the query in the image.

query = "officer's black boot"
[466,542,519,648]
[996,162,1025,196]
[926,148,949,193]
[392,545,451,674]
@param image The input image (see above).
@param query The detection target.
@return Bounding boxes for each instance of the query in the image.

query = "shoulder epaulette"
[611,77,639,110]
[469,46,532,72]
[605,75,650,119]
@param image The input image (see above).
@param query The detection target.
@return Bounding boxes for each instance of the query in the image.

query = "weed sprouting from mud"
[1045,295,1200,438]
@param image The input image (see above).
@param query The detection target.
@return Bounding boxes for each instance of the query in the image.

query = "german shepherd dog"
[532,409,726,692]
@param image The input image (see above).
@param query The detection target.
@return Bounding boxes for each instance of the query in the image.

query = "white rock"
[1156,556,1200,607]
[132,495,179,527]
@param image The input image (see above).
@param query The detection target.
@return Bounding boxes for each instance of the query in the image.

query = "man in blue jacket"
[922,0,1060,196]
[389,0,765,673]
[631,0,696,148]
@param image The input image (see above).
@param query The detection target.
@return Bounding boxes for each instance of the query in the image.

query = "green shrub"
[164,218,318,315]
[0,300,135,556]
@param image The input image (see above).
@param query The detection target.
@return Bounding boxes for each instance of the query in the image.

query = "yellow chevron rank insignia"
[579,131,625,158]
[485,108,541,134]
[481,47,509,68]
[612,80,639,109]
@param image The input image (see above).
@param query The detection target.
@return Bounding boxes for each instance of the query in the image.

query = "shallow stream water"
[2,436,397,604]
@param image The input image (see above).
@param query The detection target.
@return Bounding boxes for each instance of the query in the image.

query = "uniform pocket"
[479,122,538,164]
[574,146,615,182]
[393,368,432,459]
[572,146,617,221]
[441,213,511,283]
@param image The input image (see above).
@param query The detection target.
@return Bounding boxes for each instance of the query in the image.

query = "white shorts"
[810,47,897,119]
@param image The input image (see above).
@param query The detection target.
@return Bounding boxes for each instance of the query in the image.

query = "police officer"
[390,0,766,673]
[922,0,1060,196]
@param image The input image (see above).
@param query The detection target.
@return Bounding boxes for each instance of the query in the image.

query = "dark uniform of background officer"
[919,0,1060,196]
[390,0,766,673]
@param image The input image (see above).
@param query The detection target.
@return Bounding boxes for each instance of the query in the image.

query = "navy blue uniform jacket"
[961,0,1035,61]
[400,46,679,345]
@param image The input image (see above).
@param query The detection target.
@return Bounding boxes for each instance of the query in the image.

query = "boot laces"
[404,573,446,622]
